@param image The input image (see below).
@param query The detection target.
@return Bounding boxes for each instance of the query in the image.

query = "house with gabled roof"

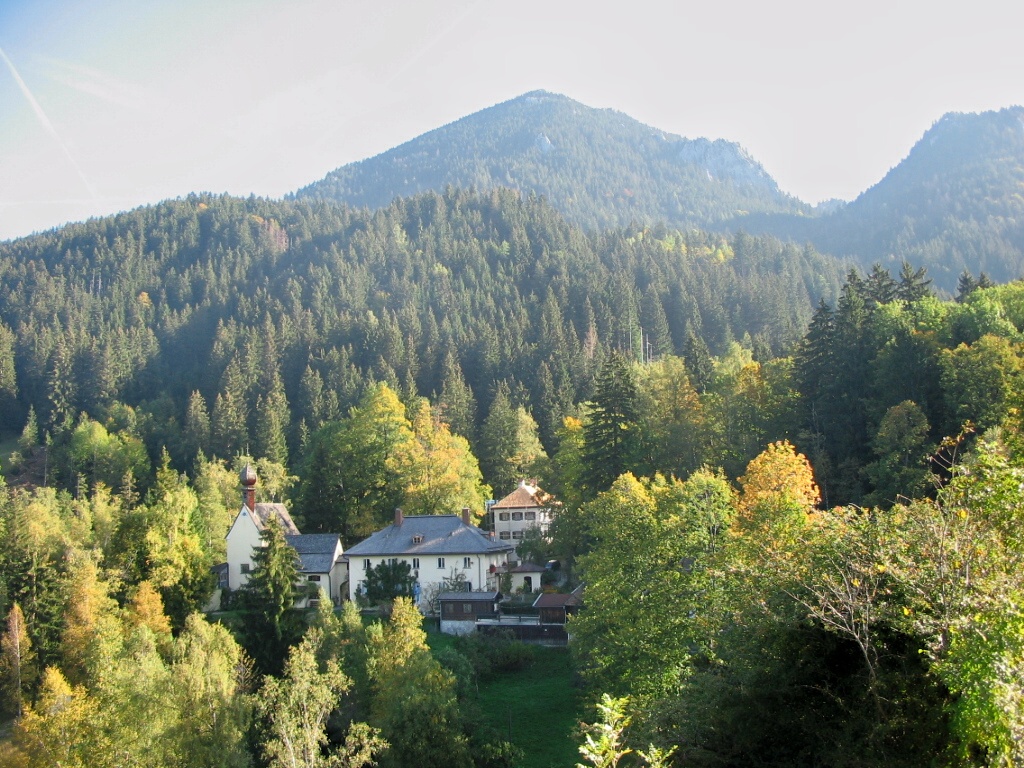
[223,464,347,606]
[490,480,556,553]
[344,507,514,609]
[285,533,347,607]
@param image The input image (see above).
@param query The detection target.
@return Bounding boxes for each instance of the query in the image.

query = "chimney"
[240,464,257,511]
[462,507,472,526]
[394,507,404,527]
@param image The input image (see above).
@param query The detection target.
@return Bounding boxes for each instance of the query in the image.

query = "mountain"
[734,107,1024,291]
[292,90,810,231]
[297,93,1024,292]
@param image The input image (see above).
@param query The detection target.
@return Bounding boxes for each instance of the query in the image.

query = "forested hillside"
[739,106,1024,291]
[0,188,842,489]
[293,90,810,232]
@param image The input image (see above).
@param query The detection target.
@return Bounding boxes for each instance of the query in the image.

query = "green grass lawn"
[476,646,581,768]
[426,626,582,768]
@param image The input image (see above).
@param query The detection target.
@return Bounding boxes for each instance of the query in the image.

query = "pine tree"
[897,261,932,303]
[683,332,714,393]
[182,390,211,463]
[640,285,673,359]
[19,406,39,454]
[46,338,76,431]
[242,516,301,674]
[582,352,642,497]
[0,322,18,430]
[864,263,897,309]
[436,350,476,443]
[210,356,247,457]
[479,382,519,492]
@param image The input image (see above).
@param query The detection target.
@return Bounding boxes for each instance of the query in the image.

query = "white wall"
[349,550,509,607]
[225,508,262,592]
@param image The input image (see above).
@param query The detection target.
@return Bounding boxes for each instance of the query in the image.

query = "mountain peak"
[293,92,807,231]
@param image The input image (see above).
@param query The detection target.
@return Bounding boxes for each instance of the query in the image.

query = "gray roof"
[345,515,514,558]
[437,591,501,602]
[250,503,300,535]
[498,561,546,574]
[286,533,342,574]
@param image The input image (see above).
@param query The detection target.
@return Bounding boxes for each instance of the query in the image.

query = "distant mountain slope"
[821,107,1024,288]
[734,107,1024,292]
[0,190,844,453]
[292,90,810,231]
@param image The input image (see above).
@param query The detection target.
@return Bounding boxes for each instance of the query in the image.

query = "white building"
[490,481,555,553]
[223,464,347,606]
[344,507,514,609]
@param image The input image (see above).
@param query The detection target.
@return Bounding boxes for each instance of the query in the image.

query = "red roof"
[492,482,551,510]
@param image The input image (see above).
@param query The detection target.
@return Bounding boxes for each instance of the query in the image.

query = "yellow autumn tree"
[737,440,820,516]
[734,441,821,568]
[15,667,109,768]
[126,580,173,643]
[401,399,490,518]
[60,551,121,685]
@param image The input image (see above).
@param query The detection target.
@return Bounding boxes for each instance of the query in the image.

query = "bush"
[453,630,536,679]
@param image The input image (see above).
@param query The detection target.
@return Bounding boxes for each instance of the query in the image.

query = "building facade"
[490,481,555,553]
[345,507,514,609]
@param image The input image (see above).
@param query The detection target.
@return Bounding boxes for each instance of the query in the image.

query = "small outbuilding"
[494,561,547,595]
[438,591,502,635]
[533,588,582,625]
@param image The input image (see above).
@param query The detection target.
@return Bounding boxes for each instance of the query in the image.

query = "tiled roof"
[250,503,300,535]
[491,482,547,510]
[345,515,514,558]
[286,534,342,574]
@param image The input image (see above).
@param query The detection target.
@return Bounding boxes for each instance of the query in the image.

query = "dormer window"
[413,534,423,544]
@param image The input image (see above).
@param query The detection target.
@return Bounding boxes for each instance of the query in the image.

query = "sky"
[2,0,1023,241]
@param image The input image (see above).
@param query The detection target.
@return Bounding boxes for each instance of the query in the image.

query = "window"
[512,530,524,540]
[463,603,473,614]
[412,558,420,569]
[525,511,536,521]
[445,604,455,615]
[512,511,524,521]
[463,557,472,569]
[363,559,371,571]
[413,534,423,544]
[498,512,510,521]
[240,563,250,574]
[499,531,511,540]
[437,557,445,569]
[389,558,397,566]
[307,574,321,582]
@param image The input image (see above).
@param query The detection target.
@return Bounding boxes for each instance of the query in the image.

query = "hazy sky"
[2,0,1023,241]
